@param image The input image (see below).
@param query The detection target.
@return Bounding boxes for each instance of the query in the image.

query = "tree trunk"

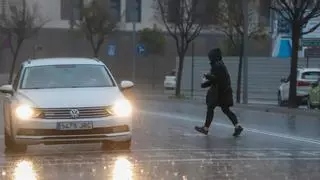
[288,23,300,108]
[94,39,104,58]
[8,42,22,84]
[152,55,156,89]
[236,37,244,103]
[93,47,99,57]
[175,54,184,97]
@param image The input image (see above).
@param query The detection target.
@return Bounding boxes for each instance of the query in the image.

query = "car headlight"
[15,105,41,120]
[108,99,132,117]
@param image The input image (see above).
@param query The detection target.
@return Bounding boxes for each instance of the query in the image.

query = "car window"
[20,64,116,89]
[301,71,320,80]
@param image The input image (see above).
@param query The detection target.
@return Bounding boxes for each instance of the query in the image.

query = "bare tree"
[154,0,215,96]
[0,0,47,83]
[216,0,266,103]
[77,0,119,57]
[271,0,320,108]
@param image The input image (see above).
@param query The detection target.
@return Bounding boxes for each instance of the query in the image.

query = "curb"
[135,95,320,117]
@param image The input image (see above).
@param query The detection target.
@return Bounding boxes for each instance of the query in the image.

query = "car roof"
[22,57,105,67]
[298,68,320,73]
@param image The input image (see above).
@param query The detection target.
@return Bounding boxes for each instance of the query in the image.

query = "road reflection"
[0,152,135,180]
[13,160,37,180]
[112,156,133,180]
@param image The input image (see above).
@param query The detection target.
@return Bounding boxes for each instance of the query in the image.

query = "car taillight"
[296,81,310,86]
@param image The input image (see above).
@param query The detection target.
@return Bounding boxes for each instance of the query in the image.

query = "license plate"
[57,121,93,130]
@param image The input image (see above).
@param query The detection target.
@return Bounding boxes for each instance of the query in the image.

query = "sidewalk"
[133,91,320,117]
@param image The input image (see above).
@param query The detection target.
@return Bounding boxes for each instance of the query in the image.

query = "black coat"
[201,49,233,107]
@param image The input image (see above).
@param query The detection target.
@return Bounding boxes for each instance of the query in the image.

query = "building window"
[61,0,120,22]
[9,5,17,13]
[167,0,180,23]
[193,0,219,25]
[109,0,121,22]
[167,0,218,24]
[126,0,141,22]
[61,0,82,21]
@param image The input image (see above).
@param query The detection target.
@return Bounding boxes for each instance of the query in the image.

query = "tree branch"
[270,6,292,22]
[302,22,320,35]
[278,0,295,18]
[155,0,178,41]
[302,1,320,24]
[77,0,118,57]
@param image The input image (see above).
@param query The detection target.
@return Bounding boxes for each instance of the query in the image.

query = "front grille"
[17,125,129,136]
[36,107,111,119]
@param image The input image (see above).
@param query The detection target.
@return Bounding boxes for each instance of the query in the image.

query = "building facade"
[22,0,157,31]
[0,0,269,32]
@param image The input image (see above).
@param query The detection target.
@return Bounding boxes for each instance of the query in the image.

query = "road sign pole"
[132,22,136,82]
[191,42,195,98]
[242,0,249,104]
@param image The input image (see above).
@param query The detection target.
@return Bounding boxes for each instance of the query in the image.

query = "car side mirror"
[120,80,134,91]
[280,78,287,83]
[0,84,13,94]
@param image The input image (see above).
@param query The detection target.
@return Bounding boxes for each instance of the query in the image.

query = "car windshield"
[301,71,320,80]
[20,64,115,89]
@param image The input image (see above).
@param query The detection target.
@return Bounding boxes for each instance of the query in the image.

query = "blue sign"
[136,43,145,55]
[107,44,116,56]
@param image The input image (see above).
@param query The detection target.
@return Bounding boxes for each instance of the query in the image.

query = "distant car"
[307,80,320,109]
[164,70,176,90]
[0,58,134,153]
[278,68,320,106]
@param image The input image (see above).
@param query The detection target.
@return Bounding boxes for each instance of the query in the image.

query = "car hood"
[15,87,124,108]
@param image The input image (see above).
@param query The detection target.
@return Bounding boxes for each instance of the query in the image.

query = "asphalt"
[0,100,320,179]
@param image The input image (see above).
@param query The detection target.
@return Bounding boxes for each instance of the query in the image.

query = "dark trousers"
[204,105,238,128]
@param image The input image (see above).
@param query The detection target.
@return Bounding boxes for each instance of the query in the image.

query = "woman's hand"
[204,74,216,80]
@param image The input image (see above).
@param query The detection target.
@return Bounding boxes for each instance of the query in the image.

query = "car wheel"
[4,129,27,153]
[102,140,131,151]
[277,91,285,106]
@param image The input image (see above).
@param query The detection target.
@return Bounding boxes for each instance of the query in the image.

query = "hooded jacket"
[201,48,233,107]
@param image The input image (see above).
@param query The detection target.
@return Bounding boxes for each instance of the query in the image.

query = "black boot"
[195,126,208,135]
[233,125,243,137]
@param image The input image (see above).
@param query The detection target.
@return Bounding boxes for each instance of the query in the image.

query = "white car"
[278,68,320,106]
[164,70,176,90]
[0,58,134,153]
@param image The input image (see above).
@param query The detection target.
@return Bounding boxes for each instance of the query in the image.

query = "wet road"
[0,100,320,179]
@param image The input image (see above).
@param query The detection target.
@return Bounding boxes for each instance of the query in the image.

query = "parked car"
[0,57,134,153]
[278,68,320,106]
[307,80,320,109]
[164,70,176,90]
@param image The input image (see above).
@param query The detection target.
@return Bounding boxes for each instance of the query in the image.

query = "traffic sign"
[136,43,145,55]
[107,44,116,56]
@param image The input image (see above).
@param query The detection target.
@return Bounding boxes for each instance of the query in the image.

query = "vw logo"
[69,109,80,119]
